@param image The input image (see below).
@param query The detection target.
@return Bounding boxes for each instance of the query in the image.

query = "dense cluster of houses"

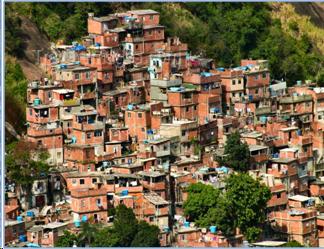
[5,9,324,247]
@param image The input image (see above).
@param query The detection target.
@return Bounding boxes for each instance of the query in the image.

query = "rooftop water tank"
[33,98,41,106]
[26,211,34,217]
[184,221,190,228]
[210,226,217,234]
[19,235,27,242]
[74,220,81,227]
[121,190,128,196]
[81,215,88,222]
[17,216,23,222]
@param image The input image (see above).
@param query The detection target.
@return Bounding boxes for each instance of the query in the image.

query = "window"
[135,45,139,49]
[149,216,154,222]
[142,127,145,132]
[150,15,154,20]
[37,140,42,146]
[232,80,236,85]
[276,192,281,198]
[80,179,85,185]
[163,145,168,151]
[94,130,102,137]
[57,152,61,158]
[232,93,235,97]
[262,72,267,78]
[75,73,80,80]
[138,113,142,118]
[149,31,152,35]
[87,132,91,139]
[96,199,102,206]
[29,108,33,116]
[182,130,186,136]
[92,178,97,184]
[128,113,131,118]
[186,107,189,112]
[194,105,197,110]
[254,75,259,80]
[81,200,85,207]
[255,89,259,94]
[85,72,91,80]
[238,79,241,84]
[72,179,77,185]
[104,72,109,79]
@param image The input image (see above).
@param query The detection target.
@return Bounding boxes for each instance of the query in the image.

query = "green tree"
[219,131,250,172]
[131,221,160,247]
[55,230,79,247]
[91,227,120,247]
[113,204,138,246]
[183,182,220,223]
[216,173,271,242]
[6,139,51,209]
[284,240,304,247]
[78,221,98,246]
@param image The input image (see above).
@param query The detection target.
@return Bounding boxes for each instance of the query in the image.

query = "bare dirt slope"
[292,3,324,29]
[17,16,50,80]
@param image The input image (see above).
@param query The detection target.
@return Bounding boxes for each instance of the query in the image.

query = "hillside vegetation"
[5,2,324,136]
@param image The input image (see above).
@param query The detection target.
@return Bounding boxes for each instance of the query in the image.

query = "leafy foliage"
[55,231,79,247]
[220,131,250,172]
[6,139,50,186]
[57,204,160,247]
[183,182,220,223]
[113,204,139,246]
[284,240,304,247]
[184,174,271,243]
[131,221,161,247]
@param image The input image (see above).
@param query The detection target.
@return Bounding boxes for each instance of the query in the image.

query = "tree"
[219,131,250,172]
[183,182,220,224]
[91,227,120,247]
[183,174,271,243]
[78,221,98,246]
[131,221,160,247]
[113,204,138,246]
[284,240,304,247]
[6,139,51,209]
[55,231,79,247]
[216,173,271,242]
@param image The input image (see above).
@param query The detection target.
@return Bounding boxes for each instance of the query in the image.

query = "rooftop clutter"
[5,8,324,248]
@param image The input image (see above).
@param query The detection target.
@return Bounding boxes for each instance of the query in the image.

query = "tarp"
[73,45,86,51]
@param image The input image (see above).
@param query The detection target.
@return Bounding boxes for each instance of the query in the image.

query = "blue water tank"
[297,129,302,136]
[121,190,128,196]
[184,221,190,228]
[81,215,88,222]
[74,220,81,227]
[249,95,253,101]
[17,216,23,222]
[19,235,27,242]
[71,136,77,144]
[26,211,34,217]
[33,98,41,106]
[210,226,217,234]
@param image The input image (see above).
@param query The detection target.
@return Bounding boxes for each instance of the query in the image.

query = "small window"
[276,192,281,198]
[262,72,267,78]
[80,179,85,185]
[149,216,154,222]
[104,72,109,79]
[29,108,33,116]
[92,178,97,184]
[87,132,91,139]
[182,130,186,136]
[255,89,259,94]
[72,179,77,185]
[194,105,197,110]
[186,107,189,112]
[75,73,80,80]
[238,79,241,84]
[150,15,153,20]
[94,130,102,137]
[81,200,85,207]
[85,72,91,80]
[96,199,101,205]
[254,75,259,80]
[135,45,139,49]
[138,113,142,118]
[232,80,236,85]
[128,113,131,118]
[141,127,145,132]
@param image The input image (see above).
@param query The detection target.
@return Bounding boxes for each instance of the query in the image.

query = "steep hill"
[292,3,324,29]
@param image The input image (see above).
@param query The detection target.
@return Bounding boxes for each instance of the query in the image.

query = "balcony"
[279,95,313,104]
[255,106,272,116]
[80,91,96,100]
[27,127,62,137]
[251,154,269,163]
[72,121,105,131]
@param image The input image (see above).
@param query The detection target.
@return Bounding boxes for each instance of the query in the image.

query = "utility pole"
[33,49,43,65]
